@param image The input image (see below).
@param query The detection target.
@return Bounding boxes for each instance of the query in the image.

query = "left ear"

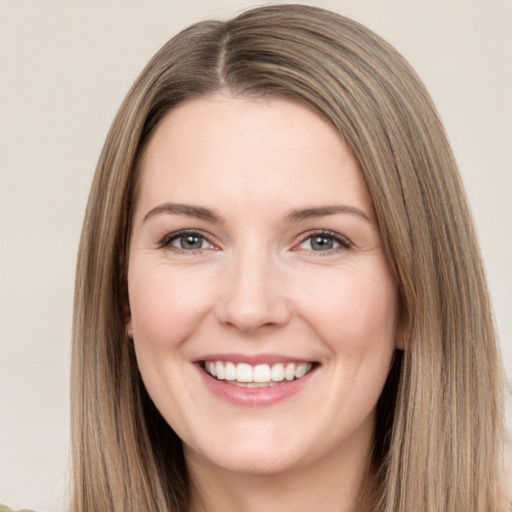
[126,318,133,339]
[123,286,133,339]
[395,322,406,351]
[120,256,133,339]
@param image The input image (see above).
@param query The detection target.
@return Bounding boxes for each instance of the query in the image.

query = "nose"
[215,247,291,333]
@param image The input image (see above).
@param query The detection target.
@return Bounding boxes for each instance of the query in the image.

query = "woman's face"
[127,94,400,475]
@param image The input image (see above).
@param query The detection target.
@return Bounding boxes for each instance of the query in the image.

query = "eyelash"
[159,229,216,254]
[295,230,352,255]
[158,229,352,255]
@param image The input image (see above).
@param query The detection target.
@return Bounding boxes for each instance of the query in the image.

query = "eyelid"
[157,228,351,254]
[294,229,352,251]
[159,229,218,251]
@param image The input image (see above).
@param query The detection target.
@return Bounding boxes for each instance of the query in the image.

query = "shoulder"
[0,504,36,512]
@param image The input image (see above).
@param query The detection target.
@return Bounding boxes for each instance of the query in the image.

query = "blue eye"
[172,234,207,250]
[298,231,351,252]
[160,230,212,251]
[309,235,336,251]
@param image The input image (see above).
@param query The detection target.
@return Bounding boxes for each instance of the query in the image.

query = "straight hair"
[72,4,504,511]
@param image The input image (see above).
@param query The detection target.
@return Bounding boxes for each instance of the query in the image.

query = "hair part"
[72,5,504,511]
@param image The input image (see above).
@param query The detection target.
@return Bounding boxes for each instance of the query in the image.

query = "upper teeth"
[204,361,313,383]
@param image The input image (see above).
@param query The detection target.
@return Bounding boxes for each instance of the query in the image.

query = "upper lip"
[192,352,317,365]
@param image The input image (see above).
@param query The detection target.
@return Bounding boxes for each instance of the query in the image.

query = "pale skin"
[127,93,402,512]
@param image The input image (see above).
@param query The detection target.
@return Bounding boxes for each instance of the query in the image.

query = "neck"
[186,428,375,512]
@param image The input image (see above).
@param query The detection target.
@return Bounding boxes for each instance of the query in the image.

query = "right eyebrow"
[142,202,221,223]
[283,204,372,224]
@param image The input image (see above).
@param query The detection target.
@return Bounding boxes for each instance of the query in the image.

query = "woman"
[70,4,506,512]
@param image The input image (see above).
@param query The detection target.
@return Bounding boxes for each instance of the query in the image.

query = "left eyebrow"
[283,205,372,224]
[142,202,221,223]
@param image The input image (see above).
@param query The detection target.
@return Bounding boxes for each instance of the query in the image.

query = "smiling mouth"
[201,361,316,387]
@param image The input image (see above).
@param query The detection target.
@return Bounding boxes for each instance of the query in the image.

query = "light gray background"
[1,1,511,510]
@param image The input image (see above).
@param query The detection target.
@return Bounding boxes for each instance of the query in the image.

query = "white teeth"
[232,381,278,388]
[253,364,271,383]
[207,361,216,377]
[295,363,312,379]
[224,362,236,381]
[236,363,253,383]
[284,363,295,381]
[215,361,225,380]
[271,363,285,382]
[204,360,314,384]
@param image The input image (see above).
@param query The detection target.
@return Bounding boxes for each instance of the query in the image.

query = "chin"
[189,443,305,476]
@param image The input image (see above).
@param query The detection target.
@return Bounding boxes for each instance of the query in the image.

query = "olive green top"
[0,504,35,512]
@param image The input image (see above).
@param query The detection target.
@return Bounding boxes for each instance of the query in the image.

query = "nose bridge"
[216,242,290,332]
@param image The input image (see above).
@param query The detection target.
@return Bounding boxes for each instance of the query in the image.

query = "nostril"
[213,265,292,331]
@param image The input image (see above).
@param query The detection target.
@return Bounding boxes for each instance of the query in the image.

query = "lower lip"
[195,364,316,407]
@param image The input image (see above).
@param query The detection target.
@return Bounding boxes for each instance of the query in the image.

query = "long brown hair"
[72,4,504,511]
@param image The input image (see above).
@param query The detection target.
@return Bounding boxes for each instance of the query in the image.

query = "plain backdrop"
[0,1,511,510]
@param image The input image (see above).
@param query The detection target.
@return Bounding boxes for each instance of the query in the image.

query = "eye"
[296,231,351,252]
[173,234,208,250]
[160,230,215,252]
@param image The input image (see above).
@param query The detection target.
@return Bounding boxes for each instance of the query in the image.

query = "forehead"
[136,94,374,218]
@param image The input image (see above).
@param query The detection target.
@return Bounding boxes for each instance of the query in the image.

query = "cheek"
[127,264,215,349]
[304,268,399,418]
[295,265,399,355]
